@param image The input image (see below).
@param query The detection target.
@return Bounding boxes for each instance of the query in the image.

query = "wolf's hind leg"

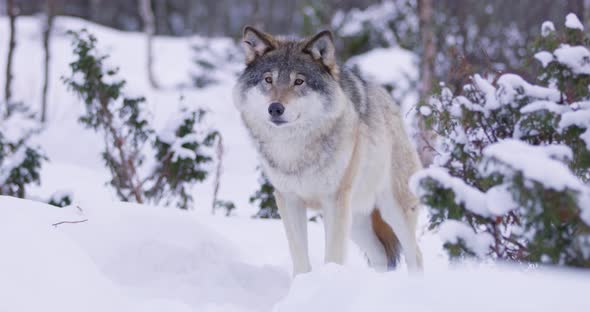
[376,190,423,271]
[351,212,389,272]
[275,191,311,275]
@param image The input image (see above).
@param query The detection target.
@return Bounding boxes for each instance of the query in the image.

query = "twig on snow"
[52,219,88,227]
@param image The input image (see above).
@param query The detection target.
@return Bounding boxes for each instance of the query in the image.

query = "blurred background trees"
[1,1,584,69]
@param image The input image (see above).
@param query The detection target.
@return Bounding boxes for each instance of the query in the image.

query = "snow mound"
[274,264,590,312]
[0,196,289,312]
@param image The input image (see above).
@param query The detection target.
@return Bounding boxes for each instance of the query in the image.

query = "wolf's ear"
[302,30,338,77]
[242,26,276,64]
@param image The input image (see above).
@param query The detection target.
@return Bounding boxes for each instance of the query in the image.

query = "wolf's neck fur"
[247,111,353,177]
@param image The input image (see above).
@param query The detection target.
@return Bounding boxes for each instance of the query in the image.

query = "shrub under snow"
[0,104,45,198]
[63,30,219,209]
[413,15,590,267]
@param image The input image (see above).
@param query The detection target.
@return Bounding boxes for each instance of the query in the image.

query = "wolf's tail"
[371,208,401,269]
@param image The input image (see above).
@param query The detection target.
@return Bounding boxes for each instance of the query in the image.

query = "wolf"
[233,26,423,275]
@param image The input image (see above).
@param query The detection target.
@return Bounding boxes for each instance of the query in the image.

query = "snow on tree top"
[410,167,490,217]
[541,21,555,37]
[559,109,590,150]
[534,51,553,68]
[437,220,493,257]
[520,100,570,114]
[482,139,583,191]
[554,45,590,75]
[0,112,38,143]
[496,74,561,102]
[565,13,584,31]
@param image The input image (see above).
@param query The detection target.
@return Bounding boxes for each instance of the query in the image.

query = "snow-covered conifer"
[413,15,590,267]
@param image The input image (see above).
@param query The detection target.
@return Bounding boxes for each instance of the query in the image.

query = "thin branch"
[52,219,88,227]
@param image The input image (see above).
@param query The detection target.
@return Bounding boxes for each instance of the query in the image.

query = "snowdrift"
[0,196,289,312]
[2,196,589,312]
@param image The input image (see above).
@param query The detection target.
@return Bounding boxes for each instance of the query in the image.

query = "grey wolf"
[233,26,423,274]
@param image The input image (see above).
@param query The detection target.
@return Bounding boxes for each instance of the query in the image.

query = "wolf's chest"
[261,137,352,196]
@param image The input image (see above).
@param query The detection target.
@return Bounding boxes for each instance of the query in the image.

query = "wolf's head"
[234,27,347,136]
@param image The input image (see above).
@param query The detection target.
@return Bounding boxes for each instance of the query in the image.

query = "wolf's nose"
[268,102,285,117]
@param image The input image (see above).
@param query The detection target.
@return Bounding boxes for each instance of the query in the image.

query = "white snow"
[275,264,590,312]
[485,183,519,215]
[565,13,584,31]
[0,109,39,142]
[450,74,562,118]
[437,220,494,257]
[410,167,490,217]
[0,146,28,184]
[2,196,589,312]
[410,140,588,222]
[347,47,418,87]
[473,74,500,111]
[419,105,432,116]
[559,108,590,150]
[534,51,553,68]
[520,100,570,114]
[554,45,590,75]
[482,139,584,191]
[0,196,290,312]
[541,21,555,37]
[496,74,561,103]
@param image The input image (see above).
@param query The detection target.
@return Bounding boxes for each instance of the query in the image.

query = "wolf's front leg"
[275,191,311,275]
[322,194,352,264]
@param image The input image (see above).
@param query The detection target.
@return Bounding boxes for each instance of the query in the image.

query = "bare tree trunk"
[567,0,585,19]
[417,0,436,166]
[211,134,224,214]
[41,0,55,123]
[156,0,170,35]
[4,0,17,117]
[251,0,263,29]
[89,0,101,22]
[139,0,159,89]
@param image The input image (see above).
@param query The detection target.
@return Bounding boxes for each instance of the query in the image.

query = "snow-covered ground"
[2,196,589,312]
[1,16,589,312]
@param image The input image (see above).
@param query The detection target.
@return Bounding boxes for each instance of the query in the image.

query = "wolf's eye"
[265,77,273,84]
[294,78,304,86]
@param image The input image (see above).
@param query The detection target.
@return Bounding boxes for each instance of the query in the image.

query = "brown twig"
[52,219,88,227]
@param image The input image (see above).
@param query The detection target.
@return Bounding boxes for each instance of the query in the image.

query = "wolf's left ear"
[303,30,338,77]
[242,26,276,64]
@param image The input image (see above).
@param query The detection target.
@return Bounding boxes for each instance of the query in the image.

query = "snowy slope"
[0,196,285,312]
[2,196,589,312]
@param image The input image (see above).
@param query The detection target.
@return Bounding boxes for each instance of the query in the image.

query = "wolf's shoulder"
[339,66,397,120]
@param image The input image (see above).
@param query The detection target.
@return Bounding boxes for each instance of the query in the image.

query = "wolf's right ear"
[302,30,338,78]
[242,26,276,64]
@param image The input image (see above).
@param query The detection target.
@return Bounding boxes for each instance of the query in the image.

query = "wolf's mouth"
[271,119,287,125]
[270,114,300,126]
